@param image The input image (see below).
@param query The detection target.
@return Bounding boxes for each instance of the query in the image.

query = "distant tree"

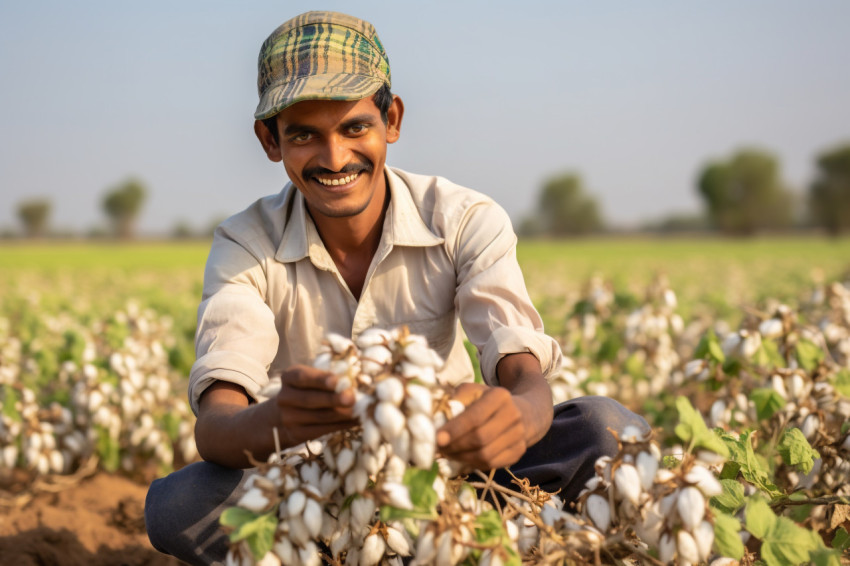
[809,143,850,235]
[527,173,604,237]
[102,178,147,239]
[697,149,794,235]
[16,198,51,238]
[172,220,194,239]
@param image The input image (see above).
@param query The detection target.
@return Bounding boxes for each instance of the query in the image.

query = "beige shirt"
[188,167,561,415]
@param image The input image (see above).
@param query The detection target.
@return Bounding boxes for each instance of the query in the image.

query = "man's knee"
[563,395,650,460]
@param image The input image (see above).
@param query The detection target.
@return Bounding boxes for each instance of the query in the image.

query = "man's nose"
[317,135,351,172]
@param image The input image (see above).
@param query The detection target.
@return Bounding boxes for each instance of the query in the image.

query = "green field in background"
[2,237,849,324]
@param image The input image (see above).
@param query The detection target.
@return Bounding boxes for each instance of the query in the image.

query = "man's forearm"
[496,353,554,448]
[195,385,280,469]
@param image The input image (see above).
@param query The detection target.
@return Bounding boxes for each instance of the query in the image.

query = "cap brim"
[254,74,386,120]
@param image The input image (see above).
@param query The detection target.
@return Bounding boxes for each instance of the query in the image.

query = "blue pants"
[145,396,647,565]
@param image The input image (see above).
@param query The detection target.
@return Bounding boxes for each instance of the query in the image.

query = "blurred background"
[1,0,849,239]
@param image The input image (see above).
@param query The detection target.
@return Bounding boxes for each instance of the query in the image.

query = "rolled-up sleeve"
[452,201,561,386]
[188,229,279,415]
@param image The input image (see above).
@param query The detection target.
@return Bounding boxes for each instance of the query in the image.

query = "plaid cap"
[254,11,392,120]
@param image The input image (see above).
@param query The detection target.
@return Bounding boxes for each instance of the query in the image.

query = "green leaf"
[734,431,783,499]
[96,425,121,472]
[761,340,787,368]
[713,512,744,560]
[795,339,824,372]
[832,527,850,552]
[220,508,277,560]
[832,369,850,399]
[708,338,726,363]
[674,396,729,457]
[624,352,646,380]
[750,388,785,421]
[381,464,440,522]
[722,357,741,376]
[710,479,745,515]
[777,427,820,474]
[746,496,823,566]
[810,548,842,566]
[473,510,521,566]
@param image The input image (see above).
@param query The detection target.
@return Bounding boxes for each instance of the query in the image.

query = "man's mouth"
[315,172,360,187]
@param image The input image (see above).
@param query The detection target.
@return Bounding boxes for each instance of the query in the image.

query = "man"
[145,11,646,565]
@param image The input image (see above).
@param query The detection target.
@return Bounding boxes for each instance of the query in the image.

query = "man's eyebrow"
[282,123,318,136]
[341,114,376,128]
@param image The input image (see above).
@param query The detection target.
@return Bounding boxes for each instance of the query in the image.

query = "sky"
[1,1,849,235]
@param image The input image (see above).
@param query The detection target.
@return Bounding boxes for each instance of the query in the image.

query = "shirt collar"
[274,166,443,265]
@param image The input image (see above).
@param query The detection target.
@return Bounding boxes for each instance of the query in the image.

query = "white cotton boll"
[620,424,648,443]
[741,331,762,359]
[413,529,437,565]
[801,414,819,441]
[403,342,441,368]
[346,467,370,495]
[48,450,64,474]
[636,451,659,491]
[375,376,405,405]
[326,333,354,354]
[238,487,270,513]
[299,542,321,566]
[841,435,850,452]
[303,498,323,539]
[787,373,806,400]
[709,400,728,428]
[390,428,411,462]
[300,461,321,486]
[287,490,307,518]
[448,399,466,418]
[375,402,406,439]
[287,515,310,546]
[360,532,386,566]
[677,486,706,530]
[709,559,740,566]
[336,447,355,476]
[257,551,282,566]
[759,318,784,339]
[677,529,700,565]
[355,328,392,348]
[313,351,332,371]
[684,359,707,379]
[435,531,453,565]
[2,446,18,469]
[383,481,414,510]
[721,332,742,357]
[659,532,676,564]
[613,464,642,505]
[404,384,433,415]
[660,491,679,519]
[350,496,376,535]
[770,374,788,400]
[273,537,295,565]
[385,526,411,556]
[685,465,723,497]
[319,470,341,498]
[594,456,613,483]
[694,520,715,561]
[330,527,351,558]
[361,420,382,452]
[585,494,611,532]
[696,450,727,467]
[410,438,436,469]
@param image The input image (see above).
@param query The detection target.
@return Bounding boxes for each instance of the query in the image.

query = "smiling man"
[144,11,647,565]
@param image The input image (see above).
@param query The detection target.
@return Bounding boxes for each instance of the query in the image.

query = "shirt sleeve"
[451,200,562,386]
[188,228,279,415]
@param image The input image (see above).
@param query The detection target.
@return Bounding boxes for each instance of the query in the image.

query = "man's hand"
[195,365,357,469]
[274,364,358,447]
[435,353,554,473]
[436,383,528,470]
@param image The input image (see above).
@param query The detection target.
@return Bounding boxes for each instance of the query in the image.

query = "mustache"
[303,162,373,179]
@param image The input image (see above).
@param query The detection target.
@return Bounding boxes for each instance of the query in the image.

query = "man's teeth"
[316,173,359,186]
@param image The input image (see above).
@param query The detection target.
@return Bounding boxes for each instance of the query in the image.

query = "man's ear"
[385,95,404,144]
[254,119,282,162]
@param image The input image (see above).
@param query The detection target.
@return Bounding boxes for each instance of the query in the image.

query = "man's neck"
[308,180,390,299]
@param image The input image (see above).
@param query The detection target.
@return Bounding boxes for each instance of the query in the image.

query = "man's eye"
[291,133,312,143]
[348,124,367,135]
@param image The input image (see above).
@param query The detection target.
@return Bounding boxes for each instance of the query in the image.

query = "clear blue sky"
[1,1,849,235]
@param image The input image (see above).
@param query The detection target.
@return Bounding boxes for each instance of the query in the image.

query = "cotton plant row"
[0,301,197,487]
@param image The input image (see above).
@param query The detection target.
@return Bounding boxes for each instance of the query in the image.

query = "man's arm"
[435,352,553,471]
[194,366,357,469]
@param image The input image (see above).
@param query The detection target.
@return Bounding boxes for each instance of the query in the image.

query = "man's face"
[257,95,402,222]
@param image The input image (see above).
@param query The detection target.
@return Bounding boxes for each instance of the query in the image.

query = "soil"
[0,472,186,566]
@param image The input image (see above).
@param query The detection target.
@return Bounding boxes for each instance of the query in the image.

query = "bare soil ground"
[0,472,185,565]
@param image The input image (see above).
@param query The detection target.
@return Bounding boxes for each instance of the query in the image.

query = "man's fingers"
[277,384,354,410]
[438,387,515,447]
